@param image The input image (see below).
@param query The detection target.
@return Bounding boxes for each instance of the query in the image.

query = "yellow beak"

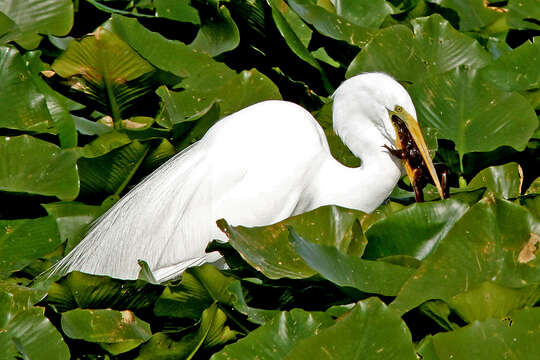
[390,109,445,200]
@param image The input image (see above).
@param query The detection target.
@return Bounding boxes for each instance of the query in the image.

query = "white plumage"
[51,73,430,282]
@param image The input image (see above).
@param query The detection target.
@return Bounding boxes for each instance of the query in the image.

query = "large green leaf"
[0,0,73,49]
[61,308,152,355]
[283,298,417,360]
[290,229,415,296]
[42,201,107,252]
[78,140,151,198]
[218,205,366,279]
[347,14,490,82]
[155,0,200,24]
[189,5,240,56]
[0,283,68,360]
[139,303,238,359]
[480,39,540,92]
[420,307,540,359]
[0,46,53,132]
[268,0,322,72]
[108,15,281,118]
[507,0,540,31]
[46,271,163,312]
[154,265,235,319]
[287,0,376,46]
[212,309,334,360]
[364,199,470,260]
[468,162,522,199]
[0,216,60,278]
[391,197,540,318]
[0,135,79,199]
[50,28,156,125]
[425,0,503,31]
[333,0,393,28]
[410,67,538,157]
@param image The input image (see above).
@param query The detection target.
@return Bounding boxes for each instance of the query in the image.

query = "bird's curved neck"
[308,144,402,213]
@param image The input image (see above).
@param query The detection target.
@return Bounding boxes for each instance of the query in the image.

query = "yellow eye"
[395,106,403,113]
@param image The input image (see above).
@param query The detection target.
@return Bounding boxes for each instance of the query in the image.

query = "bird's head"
[332,72,445,200]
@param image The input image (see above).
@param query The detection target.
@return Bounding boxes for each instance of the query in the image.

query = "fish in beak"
[385,106,446,202]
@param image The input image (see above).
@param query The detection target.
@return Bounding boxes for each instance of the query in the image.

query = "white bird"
[50,73,443,282]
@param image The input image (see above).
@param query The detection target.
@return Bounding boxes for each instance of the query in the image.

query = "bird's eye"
[395,106,403,113]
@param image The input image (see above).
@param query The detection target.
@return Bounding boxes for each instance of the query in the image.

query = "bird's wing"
[48,142,221,281]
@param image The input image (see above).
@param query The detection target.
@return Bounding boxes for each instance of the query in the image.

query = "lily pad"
[0,135,79,200]
[0,0,73,48]
[108,15,281,118]
[189,5,239,56]
[468,162,522,199]
[425,0,503,31]
[409,67,538,157]
[155,0,200,25]
[507,0,540,31]
[218,205,366,279]
[391,197,540,317]
[480,39,540,92]
[0,47,53,133]
[289,229,415,296]
[333,0,393,28]
[283,298,417,360]
[287,0,376,47]
[154,265,236,319]
[61,308,151,355]
[50,28,156,125]
[364,199,470,260]
[212,309,334,360]
[347,14,490,82]
[421,307,540,359]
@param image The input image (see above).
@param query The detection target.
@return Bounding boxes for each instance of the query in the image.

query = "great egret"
[50,72,444,282]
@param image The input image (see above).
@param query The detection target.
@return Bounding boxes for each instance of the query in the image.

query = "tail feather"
[47,142,219,282]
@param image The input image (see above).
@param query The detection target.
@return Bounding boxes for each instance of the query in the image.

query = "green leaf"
[391,198,540,317]
[268,0,322,72]
[287,0,377,46]
[426,307,540,359]
[212,309,334,360]
[189,5,239,56]
[0,47,54,132]
[468,162,522,199]
[42,202,106,252]
[154,265,236,319]
[0,135,79,199]
[0,0,73,49]
[46,272,162,312]
[448,281,540,322]
[409,67,538,157]
[481,39,540,92]
[61,308,151,355]
[78,140,151,198]
[0,216,60,277]
[73,131,132,159]
[218,205,366,279]
[139,303,238,359]
[283,298,417,360]
[6,307,70,359]
[155,0,200,24]
[347,14,490,82]
[425,0,503,31]
[364,199,470,260]
[334,0,393,28]
[289,229,415,296]
[50,28,156,125]
[109,15,281,118]
[507,0,540,31]
[23,51,78,148]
